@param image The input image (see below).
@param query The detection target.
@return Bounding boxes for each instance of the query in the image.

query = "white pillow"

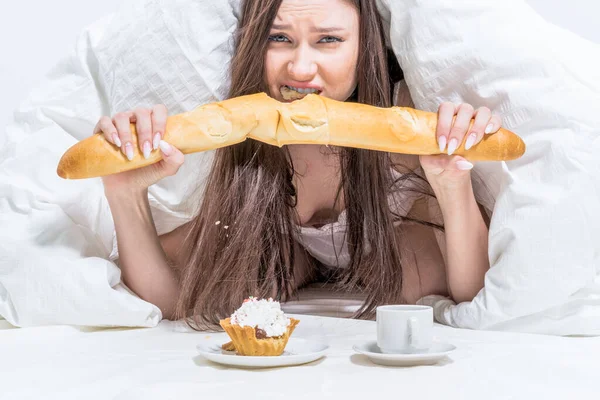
[0,0,240,327]
[378,0,600,335]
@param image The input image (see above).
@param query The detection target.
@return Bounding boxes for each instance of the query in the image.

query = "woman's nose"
[287,47,317,80]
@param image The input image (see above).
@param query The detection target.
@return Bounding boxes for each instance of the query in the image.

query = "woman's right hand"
[93,105,185,194]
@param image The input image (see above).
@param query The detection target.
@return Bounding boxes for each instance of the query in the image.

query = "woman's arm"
[96,102,189,319]
[417,100,501,303]
[107,188,184,319]
[431,178,490,303]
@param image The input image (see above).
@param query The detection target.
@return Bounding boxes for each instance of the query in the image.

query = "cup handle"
[408,317,419,348]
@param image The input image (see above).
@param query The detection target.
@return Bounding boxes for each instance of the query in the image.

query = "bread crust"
[57,93,526,179]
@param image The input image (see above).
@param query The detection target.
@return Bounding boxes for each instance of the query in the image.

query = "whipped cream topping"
[230,297,290,338]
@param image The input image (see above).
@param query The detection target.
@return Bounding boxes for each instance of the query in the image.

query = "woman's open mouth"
[280,85,322,101]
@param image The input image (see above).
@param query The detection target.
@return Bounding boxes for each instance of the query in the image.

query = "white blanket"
[1,315,599,399]
[1,0,599,334]
[380,0,600,335]
[0,1,229,327]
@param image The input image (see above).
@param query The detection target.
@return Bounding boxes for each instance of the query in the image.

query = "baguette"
[56,92,526,179]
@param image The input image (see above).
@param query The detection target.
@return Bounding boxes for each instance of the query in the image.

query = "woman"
[95,0,501,328]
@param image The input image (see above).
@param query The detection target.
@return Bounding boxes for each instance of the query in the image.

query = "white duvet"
[1,0,599,334]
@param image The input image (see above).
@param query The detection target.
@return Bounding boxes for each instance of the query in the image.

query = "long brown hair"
[175,0,441,329]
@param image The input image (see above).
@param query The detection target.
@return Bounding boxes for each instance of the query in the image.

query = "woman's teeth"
[280,85,321,101]
[285,86,320,94]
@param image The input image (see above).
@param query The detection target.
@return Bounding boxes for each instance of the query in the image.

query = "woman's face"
[264,0,360,103]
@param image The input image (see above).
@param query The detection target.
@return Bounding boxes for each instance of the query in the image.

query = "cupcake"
[220,297,300,356]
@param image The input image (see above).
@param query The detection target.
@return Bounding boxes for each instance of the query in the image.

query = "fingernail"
[112,134,122,147]
[143,141,151,160]
[456,160,474,170]
[447,138,458,155]
[438,136,447,152]
[159,140,172,156]
[153,133,161,150]
[465,133,477,150]
[125,143,134,161]
[485,124,494,134]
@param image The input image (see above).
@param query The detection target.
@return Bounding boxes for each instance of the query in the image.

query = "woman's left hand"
[420,102,502,189]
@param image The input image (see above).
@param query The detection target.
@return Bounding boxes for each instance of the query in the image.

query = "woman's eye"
[319,36,343,43]
[268,34,289,43]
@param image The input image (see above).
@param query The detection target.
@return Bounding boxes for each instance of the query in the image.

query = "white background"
[0,0,598,130]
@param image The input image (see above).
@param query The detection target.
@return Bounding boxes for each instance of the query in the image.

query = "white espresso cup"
[376,305,433,354]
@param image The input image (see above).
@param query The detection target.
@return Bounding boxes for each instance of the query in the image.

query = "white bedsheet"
[0,315,597,400]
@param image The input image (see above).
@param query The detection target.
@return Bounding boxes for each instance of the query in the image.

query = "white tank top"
[293,169,425,268]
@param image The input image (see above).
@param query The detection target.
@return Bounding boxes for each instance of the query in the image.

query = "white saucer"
[197,337,329,368]
[353,341,456,367]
